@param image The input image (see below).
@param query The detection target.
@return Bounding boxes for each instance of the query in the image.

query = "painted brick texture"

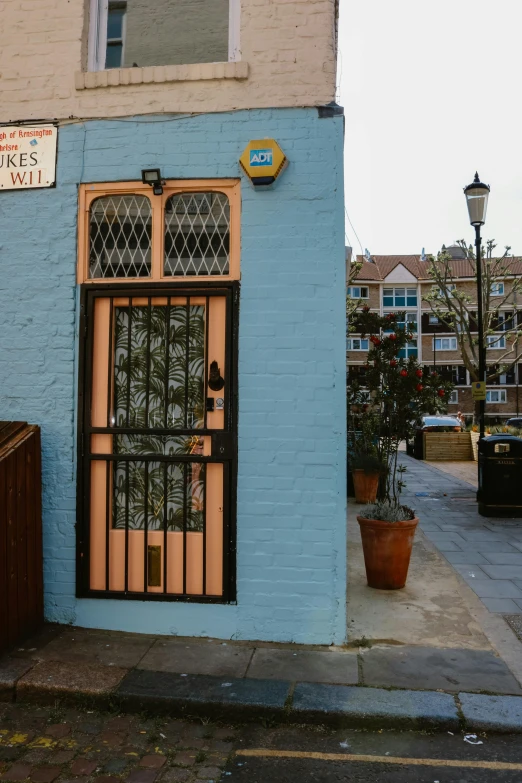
[0,0,337,121]
[0,108,346,644]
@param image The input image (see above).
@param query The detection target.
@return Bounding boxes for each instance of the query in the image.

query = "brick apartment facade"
[348,246,522,421]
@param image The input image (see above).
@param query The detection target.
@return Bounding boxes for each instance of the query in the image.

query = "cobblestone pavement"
[401,455,522,615]
[0,702,235,783]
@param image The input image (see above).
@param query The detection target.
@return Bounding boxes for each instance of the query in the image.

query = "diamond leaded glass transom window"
[164,192,230,277]
[89,195,152,279]
[79,181,239,283]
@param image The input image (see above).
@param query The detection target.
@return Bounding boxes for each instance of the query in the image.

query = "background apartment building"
[0,0,346,644]
[348,245,522,421]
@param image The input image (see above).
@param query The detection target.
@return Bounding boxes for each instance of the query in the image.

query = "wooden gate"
[0,422,43,654]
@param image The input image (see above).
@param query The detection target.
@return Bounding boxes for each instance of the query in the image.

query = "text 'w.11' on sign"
[0,124,57,191]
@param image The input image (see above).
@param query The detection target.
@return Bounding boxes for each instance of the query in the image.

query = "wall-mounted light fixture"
[141,168,164,195]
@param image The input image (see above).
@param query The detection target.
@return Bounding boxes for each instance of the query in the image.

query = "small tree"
[424,241,522,386]
[348,309,453,503]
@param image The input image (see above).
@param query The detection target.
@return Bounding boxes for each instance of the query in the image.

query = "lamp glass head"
[464,172,490,226]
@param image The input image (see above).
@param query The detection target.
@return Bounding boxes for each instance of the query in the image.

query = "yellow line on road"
[236,748,522,771]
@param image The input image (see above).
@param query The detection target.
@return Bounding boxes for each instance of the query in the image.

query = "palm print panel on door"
[86,293,229,599]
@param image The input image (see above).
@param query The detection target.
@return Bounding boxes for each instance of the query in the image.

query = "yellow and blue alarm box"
[239,139,288,187]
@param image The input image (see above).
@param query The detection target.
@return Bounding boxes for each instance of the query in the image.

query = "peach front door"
[79,288,235,601]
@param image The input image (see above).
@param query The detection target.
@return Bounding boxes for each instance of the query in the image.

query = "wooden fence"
[423,432,473,461]
[0,422,43,655]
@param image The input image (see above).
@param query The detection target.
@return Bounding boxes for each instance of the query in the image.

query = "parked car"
[417,415,462,432]
[506,417,522,428]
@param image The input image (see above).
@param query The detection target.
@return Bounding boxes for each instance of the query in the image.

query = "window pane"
[395,295,405,306]
[406,295,417,306]
[105,42,123,68]
[118,0,229,68]
[383,296,393,306]
[353,287,360,298]
[89,195,152,278]
[361,287,369,298]
[107,7,125,40]
[165,192,230,276]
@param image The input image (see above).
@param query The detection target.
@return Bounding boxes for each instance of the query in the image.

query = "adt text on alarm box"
[249,149,273,166]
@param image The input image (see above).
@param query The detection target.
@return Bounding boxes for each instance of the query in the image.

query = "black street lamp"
[464,172,490,445]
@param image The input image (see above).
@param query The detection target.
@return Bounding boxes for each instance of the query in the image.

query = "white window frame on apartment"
[486,389,507,403]
[382,287,418,308]
[347,338,369,351]
[88,0,241,71]
[347,286,369,299]
[487,334,507,349]
[433,337,457,351]
[428,314,439,325]
[491,282,505,296]
[449,390,458,404]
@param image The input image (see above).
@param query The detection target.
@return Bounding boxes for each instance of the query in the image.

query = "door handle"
[208,360,225,391]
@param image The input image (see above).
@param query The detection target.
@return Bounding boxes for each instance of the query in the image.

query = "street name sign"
[0,124,57,191]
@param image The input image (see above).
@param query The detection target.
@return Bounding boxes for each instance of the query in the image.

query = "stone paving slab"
[468,580,522,599]
[35,630,154,669]
[0,660,34,702]
[292,683,459,730]
[17,661,128,705]
[117,670,291,720]
[245,649,359,685]
[459,692,522,732]
[138,641,253,678]
[360,646,522,695]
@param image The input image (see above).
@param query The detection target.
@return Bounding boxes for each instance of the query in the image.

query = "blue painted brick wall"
[0,108,346,644]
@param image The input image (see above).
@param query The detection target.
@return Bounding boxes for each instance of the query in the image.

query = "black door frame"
[76,281,239,603]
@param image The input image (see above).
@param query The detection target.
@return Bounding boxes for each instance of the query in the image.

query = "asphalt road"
[225,725,522,783]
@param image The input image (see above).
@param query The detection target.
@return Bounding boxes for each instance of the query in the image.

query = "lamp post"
[464,173,490,444]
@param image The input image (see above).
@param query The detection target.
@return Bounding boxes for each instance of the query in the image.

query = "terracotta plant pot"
[352,469,380,504]
[357,515,419,589]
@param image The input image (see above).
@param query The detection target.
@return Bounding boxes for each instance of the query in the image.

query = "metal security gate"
[77,285,237,602]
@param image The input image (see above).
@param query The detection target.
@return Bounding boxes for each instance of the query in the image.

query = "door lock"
[211,432,236,459]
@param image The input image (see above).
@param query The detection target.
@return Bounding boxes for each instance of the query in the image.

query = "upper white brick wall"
[0,0,338,121]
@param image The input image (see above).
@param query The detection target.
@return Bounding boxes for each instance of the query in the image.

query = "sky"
[337,0,522,258]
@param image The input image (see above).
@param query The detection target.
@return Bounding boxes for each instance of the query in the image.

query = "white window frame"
[487,335,506,349]
[428,314,439,324]
[382,287,418,308]
[491,282,505,296]
[347,286,369,299]
[449,390,458,404]
[433,337,457,351]
[88,0,241,72]
[347,338,369,351]
[486,389,507,403]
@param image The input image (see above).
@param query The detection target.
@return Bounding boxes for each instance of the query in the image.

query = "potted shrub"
[349,309,453,589]
[351,452,386,504]
[358,501,418,589]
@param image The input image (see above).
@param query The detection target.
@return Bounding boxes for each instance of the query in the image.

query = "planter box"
[423,432,473,461]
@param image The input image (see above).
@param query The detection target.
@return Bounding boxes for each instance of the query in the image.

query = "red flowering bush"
[348,311,454,502]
